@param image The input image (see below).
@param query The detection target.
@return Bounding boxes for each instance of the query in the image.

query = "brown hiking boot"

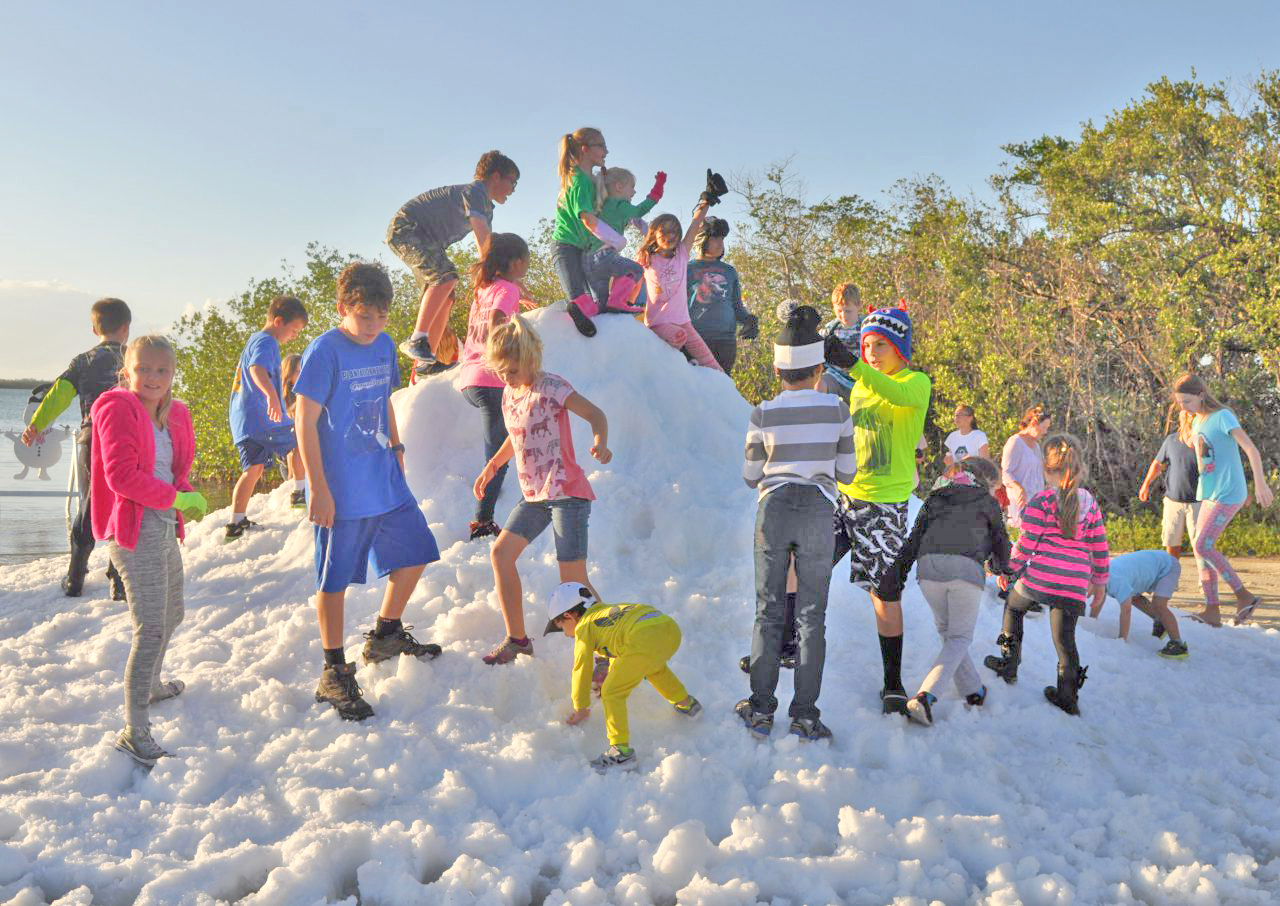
[361,626,442,664]
[315,663,374,721]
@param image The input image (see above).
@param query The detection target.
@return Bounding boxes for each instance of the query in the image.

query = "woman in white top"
[943,404,990,469]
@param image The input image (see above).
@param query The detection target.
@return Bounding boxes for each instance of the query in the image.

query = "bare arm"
[1232,427,1274,508]
[248,364,284,422]
[564,392,611,463]
[296,395,333,528]
[1138,459,1165,502]
[470,216,493,257]
[473,436,514,500]
[681,200,710,253]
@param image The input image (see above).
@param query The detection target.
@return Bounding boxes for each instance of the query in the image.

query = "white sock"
[293,479,306,491]
[232,512,246,523]
[410,330,428,341]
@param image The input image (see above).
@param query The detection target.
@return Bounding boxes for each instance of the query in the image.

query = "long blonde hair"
[1042,432,1088,538]
[486,314,543,381]
[557,127,603,196]
[120,335,177,427]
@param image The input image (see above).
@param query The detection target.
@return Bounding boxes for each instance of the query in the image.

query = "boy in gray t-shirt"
[1138,431,1200,559]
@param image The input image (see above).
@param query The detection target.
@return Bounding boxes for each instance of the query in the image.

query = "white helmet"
[544,582,596,635]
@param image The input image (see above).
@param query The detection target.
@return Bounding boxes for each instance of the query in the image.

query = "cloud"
[0,278,90,294]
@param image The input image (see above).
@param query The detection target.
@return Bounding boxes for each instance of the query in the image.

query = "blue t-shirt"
[230,331,288,443]
[1107,550,1178,603]
[1193,408,1246,505]
[1155,433,1198,503]
[294,329,413,520]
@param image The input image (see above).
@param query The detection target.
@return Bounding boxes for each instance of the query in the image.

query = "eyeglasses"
[588,142,608,152]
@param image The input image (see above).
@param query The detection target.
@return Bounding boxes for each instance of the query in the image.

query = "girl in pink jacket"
[91,336,207,766]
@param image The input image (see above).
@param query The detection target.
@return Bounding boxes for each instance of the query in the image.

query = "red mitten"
[648,171,667,201]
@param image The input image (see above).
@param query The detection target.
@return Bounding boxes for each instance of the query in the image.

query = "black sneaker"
[290,490,307,509]
[315,662,374,721]
[737,651,797,673]
[415,359,457,378]
[361,626,442,664]
[734,699,774,739]
[880,687,909,715]
[223,517,257,542]
[468,520,501,541]
[789,716,833,741]
[1151,620,1166,639]
[1157,639,1189,660]
[965,685,988,708]
[398,335,435,363]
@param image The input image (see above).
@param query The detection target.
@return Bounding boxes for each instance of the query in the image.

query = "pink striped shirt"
[1010,488,1109,609]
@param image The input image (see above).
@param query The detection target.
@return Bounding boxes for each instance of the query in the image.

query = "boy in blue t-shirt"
[227,295,308,541]
[295,262,443,721]
[1090,549,1187,658]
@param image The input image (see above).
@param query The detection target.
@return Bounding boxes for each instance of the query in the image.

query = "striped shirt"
[1010,487,1110,609]
[743,389,855,503]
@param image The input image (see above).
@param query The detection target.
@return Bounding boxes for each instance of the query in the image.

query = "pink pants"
[1193,500,1244,609]
[649,322,724,372]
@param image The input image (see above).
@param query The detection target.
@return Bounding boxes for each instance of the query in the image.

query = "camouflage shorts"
[386,220,457,292]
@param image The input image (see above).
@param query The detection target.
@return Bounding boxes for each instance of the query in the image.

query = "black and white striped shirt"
[743,389,856,502]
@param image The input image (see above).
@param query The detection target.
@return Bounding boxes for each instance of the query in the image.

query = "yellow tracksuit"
[570,602,689,746]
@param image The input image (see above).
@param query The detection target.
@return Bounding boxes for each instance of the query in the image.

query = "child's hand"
[473,469,491,501]
[1255,482,1274,508]
[566,708,590,726]
[20,424,38,446]
[997,574,1009,592]
[309,485,336,529]
[591,439,612,464]
[267,398,283,423]
[518,296,539,311]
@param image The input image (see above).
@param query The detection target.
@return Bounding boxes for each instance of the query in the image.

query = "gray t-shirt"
[1155,433,1198,503]
[396,181,493,247]
[151,423,177,525]
[1001,433,1044,526]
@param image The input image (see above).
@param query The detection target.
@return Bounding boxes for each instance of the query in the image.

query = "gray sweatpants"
[917,578,984,698]
[109,512,184,728]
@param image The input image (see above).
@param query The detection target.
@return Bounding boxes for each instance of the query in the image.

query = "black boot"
[1044,664,1087,715]
[61,543,93,597]
[983,633,1021,684]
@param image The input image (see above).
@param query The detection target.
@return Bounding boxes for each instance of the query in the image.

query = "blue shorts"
[236,426,297,470]
[314,500,440,592]
[503,497,591,561]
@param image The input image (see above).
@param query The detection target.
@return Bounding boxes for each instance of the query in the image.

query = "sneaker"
[290,490,307,509]
[591,655,611,694]
[589,744,637,773]
[114,724,171,767]
[149,679,185,704]
[673,696,702,718]
[223,517,257,542]
[789,716,833,741]
[906,692,935,726]
[314,662,374,721]
[737,651,797,674]
[880,687,909,715]
[965,685,988,708]
[738,655,750,674]
[1151,619,1166,639]
[734,698,774,739]
[482,636,533,665]
[415,359,457,378]
[398,335,435,363]
[362,626,442,664]
[1157,639,1189,660]
[468,520,501,541]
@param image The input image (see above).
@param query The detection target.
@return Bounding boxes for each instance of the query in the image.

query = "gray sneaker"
[673,696,702,718]
[362,626,442,664]
[315,662,374,721]
[590,744,638,773]
[115,724,171,766]
[789,716,834,741]
[482,636,533,665]
[149,679,185,704]
[735,698,774,739]
[398,335,435,363]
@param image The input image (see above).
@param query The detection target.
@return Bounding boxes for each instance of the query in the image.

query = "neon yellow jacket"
[570,602,675,710]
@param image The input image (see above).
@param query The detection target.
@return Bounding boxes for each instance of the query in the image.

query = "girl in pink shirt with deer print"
[473,315,611,666]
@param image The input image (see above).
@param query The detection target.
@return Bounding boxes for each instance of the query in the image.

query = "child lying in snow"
[544,583,701,772]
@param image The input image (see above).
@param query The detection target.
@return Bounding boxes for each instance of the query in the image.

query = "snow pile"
[1,308,1278,904]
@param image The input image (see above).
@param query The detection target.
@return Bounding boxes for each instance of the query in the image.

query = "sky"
[1,0,1277,379]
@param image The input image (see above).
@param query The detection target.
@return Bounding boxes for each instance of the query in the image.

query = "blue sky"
[1,0,1277,378]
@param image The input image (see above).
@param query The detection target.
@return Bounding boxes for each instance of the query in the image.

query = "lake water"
[0,386,81,566]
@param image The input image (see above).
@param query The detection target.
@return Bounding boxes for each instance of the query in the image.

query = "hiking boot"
[62,544,92,598]
[880,686,909,715]
[1151,619,1166,639]
[789,716,833,741]
[592,655,611,694]
[984,633,1021,684]
[906,691,935,726]
[468,520,501,541]
[149,679,185,704]
[362,626,442,664]
[315,662,374,721]
[398,335,435,363]
[114,724,171,767]
[589,744,637,773]
[61,574,84,597]
[1157,639,1189,660]
[1044,665,1087,715]
[108,564,127,601]
[734,699,773,739]
[673,696,702,718]
[482,636,533,665]
[965,685,988,708]
[223,517,257,542]
[290,490,307,509]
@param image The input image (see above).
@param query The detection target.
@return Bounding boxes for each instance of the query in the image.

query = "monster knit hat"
[860,300,912,361]
[773,304,825,369]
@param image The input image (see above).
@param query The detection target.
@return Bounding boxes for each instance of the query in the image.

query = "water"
[0,387,80,566]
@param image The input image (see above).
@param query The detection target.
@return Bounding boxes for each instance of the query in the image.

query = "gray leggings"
[109,512,184,728]
[917,578,984,698]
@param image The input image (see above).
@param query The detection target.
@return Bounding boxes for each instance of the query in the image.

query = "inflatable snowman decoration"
[5,384,72,480]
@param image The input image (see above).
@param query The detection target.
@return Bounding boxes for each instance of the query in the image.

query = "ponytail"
[557,127,603,196]
[1043,433,1087,538]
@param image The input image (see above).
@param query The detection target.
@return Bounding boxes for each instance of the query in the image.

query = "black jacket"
[879,483,1012,600]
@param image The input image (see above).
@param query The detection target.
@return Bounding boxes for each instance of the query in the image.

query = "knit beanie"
[860,301,912,361]
[773,304,825,369]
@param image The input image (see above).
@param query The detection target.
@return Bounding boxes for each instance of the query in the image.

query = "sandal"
[1233,597,1261,625]
[1188,612,1222,628]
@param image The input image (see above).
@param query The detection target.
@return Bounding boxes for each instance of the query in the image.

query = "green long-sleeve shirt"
[599,196,657,235]
[839,360,932,503]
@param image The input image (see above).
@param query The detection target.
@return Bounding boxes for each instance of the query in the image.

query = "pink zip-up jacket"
[1009,487,1109,610]
[90,388,195,550]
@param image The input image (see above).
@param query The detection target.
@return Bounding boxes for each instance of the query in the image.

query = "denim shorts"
[235,426,297,470]
[503,497,591,561]
[314,500,440,592]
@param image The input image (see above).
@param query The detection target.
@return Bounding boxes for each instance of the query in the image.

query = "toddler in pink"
[638,199,723,371]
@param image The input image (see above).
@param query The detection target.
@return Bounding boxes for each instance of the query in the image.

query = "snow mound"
[1,308,1279,904]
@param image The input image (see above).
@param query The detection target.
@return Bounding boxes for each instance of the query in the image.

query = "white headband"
[774,340,825,369]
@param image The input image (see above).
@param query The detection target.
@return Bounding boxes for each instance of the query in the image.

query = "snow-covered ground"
[1,308,1278,905]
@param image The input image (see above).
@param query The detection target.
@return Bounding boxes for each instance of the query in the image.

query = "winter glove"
[700,169,728,206]
[586,217,627,251]
[738,313,759,340]
[647,171,666,201]
[824,331,857,369]
[173,490,208,520]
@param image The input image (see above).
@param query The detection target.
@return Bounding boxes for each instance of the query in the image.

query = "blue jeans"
[583,246,643,310]
[552,242,590,300]
[462,385,507,523]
